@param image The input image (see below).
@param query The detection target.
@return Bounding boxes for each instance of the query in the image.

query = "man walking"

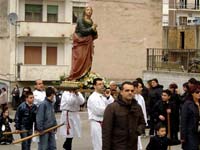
[36,87,57,150]
[102,81,146,150]
[60,89,85,150]
[87,78,114,150]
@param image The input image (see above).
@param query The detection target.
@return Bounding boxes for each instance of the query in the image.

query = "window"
[46,47,57,65]
[24,46,42,64]
[47,5,58,23]
[72,7,85,23]
[179,16,187,25]
[25,4,42,22]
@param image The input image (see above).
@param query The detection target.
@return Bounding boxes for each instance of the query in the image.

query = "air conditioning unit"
[194,17,200,25]
[187,17,197,25]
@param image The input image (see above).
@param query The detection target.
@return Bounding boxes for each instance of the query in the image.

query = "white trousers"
[90,120,102,150]
[138,136,143,150]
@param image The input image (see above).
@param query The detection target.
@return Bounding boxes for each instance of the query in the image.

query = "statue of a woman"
[67,6,98,81]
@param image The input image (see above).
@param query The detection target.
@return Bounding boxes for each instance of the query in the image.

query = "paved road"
[1,109,181,150]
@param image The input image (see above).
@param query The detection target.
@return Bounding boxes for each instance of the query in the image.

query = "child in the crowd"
[15,91,37,150]
[146,123,170,150]
[0,107,14,144]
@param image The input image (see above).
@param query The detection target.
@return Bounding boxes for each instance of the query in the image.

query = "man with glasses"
[87,78,114,150]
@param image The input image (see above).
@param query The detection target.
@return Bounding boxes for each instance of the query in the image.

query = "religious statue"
[67,6,98,81]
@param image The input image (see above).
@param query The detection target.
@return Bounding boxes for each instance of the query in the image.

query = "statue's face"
[85,7,93,17]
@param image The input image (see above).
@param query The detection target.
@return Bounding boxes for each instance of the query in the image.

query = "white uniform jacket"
[60,91,85,138]
[87,91,114,122]
[33,90,46,106]
[87,91,114,150]
[135,94,148,150]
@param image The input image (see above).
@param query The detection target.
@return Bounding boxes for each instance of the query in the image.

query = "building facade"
[162,0,200,49]
[0,0,163,95]
[0,0,88,88]
[143,0,200,90]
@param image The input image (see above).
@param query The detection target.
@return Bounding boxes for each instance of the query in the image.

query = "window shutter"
[47,5,58,14]
[25,5,42,13]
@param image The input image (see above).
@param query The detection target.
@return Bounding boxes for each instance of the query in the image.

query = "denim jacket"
[36,98,57,131]
[15,102,37,130]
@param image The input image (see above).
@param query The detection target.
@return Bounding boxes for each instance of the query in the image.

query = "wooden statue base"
[54,81,82,90]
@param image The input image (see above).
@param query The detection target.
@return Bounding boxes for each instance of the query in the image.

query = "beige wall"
[0,0,8,37]
[0,39,10,76]
[0,0,10,80]
[89,0,162,80]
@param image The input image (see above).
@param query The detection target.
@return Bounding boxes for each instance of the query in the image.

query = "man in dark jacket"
[36,87,57,150]
[148,78,163,135]
[15,91,37,150]
[102,81,146,150]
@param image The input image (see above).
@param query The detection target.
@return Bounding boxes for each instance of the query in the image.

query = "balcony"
[19,65,70,81]
[17,21,73,38]
[147,48,200,73]
[169,3,200,11]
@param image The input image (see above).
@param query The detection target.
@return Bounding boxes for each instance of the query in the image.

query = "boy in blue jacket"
[15,91,37,150]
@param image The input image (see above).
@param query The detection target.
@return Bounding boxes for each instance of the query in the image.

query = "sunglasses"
[195,91,200,94]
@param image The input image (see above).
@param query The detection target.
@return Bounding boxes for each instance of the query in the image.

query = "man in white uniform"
[133,81,148,150]
[60,89,85,150]
[33,79,46,107]
[87,78,114,150]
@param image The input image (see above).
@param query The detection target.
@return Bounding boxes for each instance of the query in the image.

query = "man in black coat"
[148,78,163,135]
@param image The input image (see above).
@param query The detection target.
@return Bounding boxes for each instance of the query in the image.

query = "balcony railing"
[17,21,73,38]
[147,48,200,73]
[168,2,200,10]
[19,65,70,81]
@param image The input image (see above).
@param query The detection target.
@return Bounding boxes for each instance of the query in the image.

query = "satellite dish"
[8,12,18,26]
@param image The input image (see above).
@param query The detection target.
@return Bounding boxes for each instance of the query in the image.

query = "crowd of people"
[0,77,199,150]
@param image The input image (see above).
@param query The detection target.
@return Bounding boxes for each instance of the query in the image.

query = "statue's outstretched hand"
[92,24,98,31]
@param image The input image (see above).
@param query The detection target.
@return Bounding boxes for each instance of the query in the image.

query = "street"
[1,109,181,150]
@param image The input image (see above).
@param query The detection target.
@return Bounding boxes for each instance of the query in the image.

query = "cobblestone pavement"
[1,109,181,150]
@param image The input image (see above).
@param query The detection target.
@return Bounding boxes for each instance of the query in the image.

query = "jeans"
[38,132,56,150]
[20,129,33,150]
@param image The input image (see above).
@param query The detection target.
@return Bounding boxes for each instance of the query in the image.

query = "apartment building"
[0,0,88,88]
[143,0,200,90]
[162,0,200,49]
